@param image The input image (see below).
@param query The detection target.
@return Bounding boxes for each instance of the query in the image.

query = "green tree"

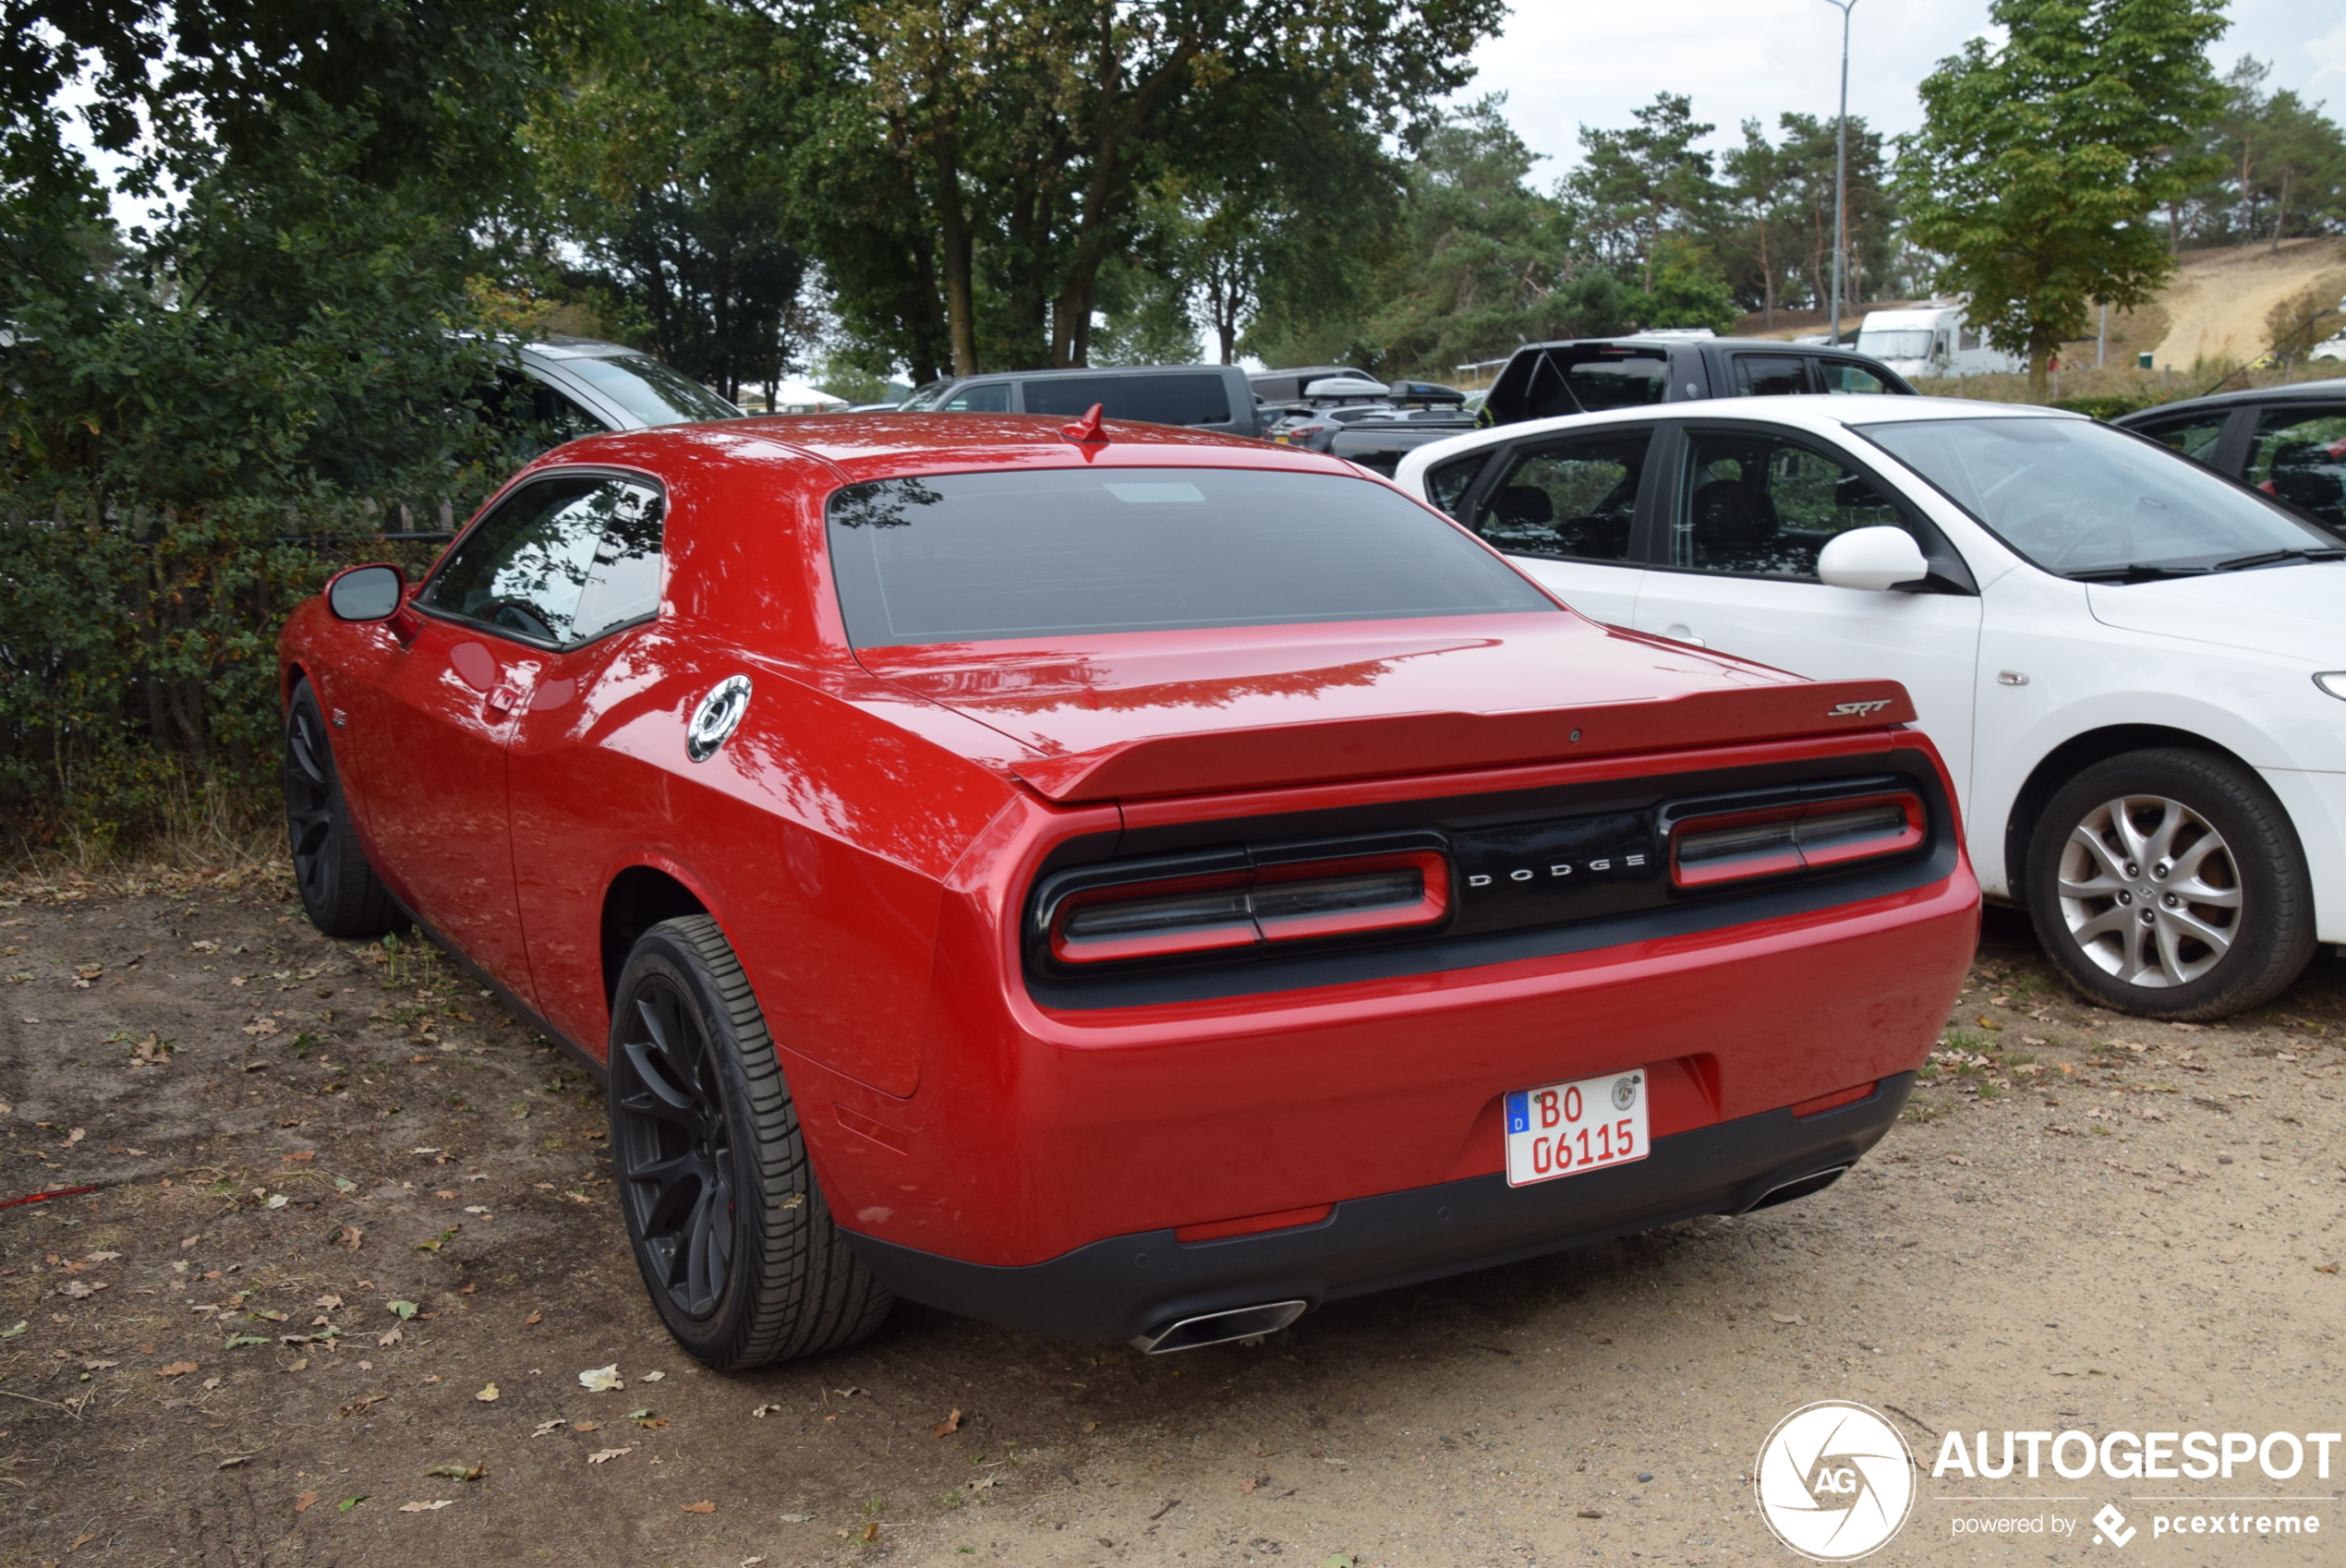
[1895,0,2228,401]
[1564,94,1719,293]
[797,0,1500,375]
[1,1,585,843]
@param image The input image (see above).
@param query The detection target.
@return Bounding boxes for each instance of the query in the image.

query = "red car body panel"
[282,414,1978,1328]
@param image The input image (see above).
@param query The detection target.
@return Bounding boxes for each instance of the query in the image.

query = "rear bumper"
[841,1072,1911,1345]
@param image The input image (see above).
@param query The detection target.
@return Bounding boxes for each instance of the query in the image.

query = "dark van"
[1482,335,1917,424]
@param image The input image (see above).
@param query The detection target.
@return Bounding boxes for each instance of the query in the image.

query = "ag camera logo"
[1756,1401,1917,1561]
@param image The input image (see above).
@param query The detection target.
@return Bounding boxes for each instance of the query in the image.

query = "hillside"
[2149,237,2346,368]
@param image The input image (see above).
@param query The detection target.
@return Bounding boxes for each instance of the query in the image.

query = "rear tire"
[283,679,402,939]
[608,915,892,1369]
[2025,748,2314,1019]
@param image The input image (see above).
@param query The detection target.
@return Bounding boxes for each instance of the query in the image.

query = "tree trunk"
[932,127,978,376]
[2027,347,2050,405]
[1760,220,1774,329]
[2269,166,2290,253]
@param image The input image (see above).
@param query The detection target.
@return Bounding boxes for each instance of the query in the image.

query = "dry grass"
[0,787,286,902]
[1916,357,2342,409]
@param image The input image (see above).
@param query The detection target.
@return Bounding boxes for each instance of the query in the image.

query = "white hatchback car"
[1397,395,2346,1019]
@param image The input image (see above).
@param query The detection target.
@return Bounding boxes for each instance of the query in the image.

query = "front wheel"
[283,679,402,939]
[608,915,891,1369]
[2025,748,2315,1019]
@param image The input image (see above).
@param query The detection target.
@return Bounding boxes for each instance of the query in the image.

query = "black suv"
[1481,335,1916,422]
[897,364,1261,439]
[2114,379,2346,535]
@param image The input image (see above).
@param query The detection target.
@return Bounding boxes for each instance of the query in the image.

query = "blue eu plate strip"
[1505,1092,1530,1136]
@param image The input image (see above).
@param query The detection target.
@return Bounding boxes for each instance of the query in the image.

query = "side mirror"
[1817,525,1929,592]
[327,563,405,621]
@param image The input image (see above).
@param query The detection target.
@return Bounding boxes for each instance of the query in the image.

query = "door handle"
[1662,623,1707,647]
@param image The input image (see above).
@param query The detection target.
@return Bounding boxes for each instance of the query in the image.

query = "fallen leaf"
[283,1150,316,1162]
[1770,1312,1805,1325]
[66,1127,85,1144]
[0,1321,25,1339]
[474,1382,499,1403]
[377,1327,403,1348]
[1239,1477,1259,1494]
[1081,1420,1098,1434]
[529,1419,567,1438]
[425,1465,484,1481]
[224,1333,268,1348]
[573,1419,599,1433]
[524,1310,543,1325]
[80,1358,118,1371]
[779,1514,812,1523]
[1322,1557,1360,1568]
[335,1225,362,1251]
[296,1490,320,1514]
[579,1363,623,1393]
[338,1393,387,1417]
[863,1523,880,1542]
[398,1500,453,1513]
[682,1501,716,1514]
[387,1299,418,1321]
[2317,1263,2340,1274]
[932,1406,963,1438]
[314,1294,344,1310]
[586,1446,635,1465]
[1578,1508,1604,1519]
[283,1357,308,1372]
[155,1360,198,1378]
[638,1369,666,1382]
[339,1496,366,1512]
[217,1453,254,1469]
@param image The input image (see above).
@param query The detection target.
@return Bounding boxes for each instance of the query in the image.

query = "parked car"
[1480,335,1917,426]
[495,336,742,457]
[1267,380,1480,476]
[2115,380,2346,535]
[280,411,1976,1365]
[1398,395,2346,1019]
[896,363,1261,439]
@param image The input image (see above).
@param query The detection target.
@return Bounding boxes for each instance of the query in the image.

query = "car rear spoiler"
[1007,680,1917,802]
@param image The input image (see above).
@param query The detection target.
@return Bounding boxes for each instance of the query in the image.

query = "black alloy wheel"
[612,972,738,1319]
[283,679,401,939]
[607,916,892,1368]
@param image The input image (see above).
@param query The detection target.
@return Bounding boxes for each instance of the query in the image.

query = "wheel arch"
[601,864,712,1007]
[2001,725,2266,902]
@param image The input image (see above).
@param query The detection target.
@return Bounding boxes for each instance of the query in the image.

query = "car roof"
[936,363,1238,383]
[2113,377,2346,421]
[1391,394,2082,476]
[1509,336,1882,356]
[534,411,1355,487]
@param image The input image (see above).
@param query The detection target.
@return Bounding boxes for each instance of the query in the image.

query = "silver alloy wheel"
[2056,793,2241,987]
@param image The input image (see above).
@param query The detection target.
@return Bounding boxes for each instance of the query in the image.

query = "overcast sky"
[1465,0,2346,180]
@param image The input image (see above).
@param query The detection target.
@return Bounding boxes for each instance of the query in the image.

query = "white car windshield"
[1856,416,2343,580]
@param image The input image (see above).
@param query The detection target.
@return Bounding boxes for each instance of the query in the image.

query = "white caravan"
[1855,304,2026,380]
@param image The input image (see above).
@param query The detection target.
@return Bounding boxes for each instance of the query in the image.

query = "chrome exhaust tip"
[1130,1299,1309,1355]
[1742,1164,1852,1212]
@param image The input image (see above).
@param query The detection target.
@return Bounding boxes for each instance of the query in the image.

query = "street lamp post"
[1821,0,1856,346]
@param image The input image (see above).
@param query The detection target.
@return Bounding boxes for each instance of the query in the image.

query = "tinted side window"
[2248,405,2346,532]
[1817,358,1890,395]
[942,381,1013,413]
[422,475,666,646]
[2130,411,2231,465]
[1022,374,1233,427]
[1733,356,1812,397]
[1476,430,1649,562]
[1669,428,1905,580]
[1426,451,1493,519]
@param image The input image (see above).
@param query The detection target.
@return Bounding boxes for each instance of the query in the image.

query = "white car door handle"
[1662,623,1707,647]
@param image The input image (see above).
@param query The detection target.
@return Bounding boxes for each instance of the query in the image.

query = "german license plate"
[1504,1067,1650,1188]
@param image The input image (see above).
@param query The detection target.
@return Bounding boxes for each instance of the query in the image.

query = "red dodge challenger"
[277,411,1977,1369]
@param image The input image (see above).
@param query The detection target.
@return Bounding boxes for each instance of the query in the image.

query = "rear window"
[825,466,1555,646]
[1509,347,1670,420]
[562,354,740,425]
[1021,374,1233,428]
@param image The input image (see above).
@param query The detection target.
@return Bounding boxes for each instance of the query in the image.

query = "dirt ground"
[3,870,2341,1568]
[2147,237,2346,369]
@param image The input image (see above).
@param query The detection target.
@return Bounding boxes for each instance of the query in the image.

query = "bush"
[2050,392,2161,421]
